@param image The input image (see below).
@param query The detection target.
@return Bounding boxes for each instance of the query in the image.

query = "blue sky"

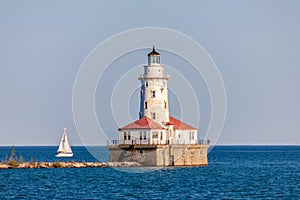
[1,1,300,145]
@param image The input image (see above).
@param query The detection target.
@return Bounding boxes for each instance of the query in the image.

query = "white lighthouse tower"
[138,47,170,125]
[107,47,210,167]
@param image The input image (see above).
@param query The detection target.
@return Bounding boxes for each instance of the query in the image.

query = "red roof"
[168,116,197,130]
[119,116,165,130]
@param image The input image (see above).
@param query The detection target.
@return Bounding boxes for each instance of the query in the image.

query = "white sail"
[63,133,73,153]
[56,128,73,157]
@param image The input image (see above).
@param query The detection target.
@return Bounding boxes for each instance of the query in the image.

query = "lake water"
[0,146,299,199]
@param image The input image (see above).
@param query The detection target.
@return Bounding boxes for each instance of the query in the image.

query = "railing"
[107,139,152,146]
[107,139,210,146]
[107,140,120,146]
[138,74,171,79]
[198,139,210,145]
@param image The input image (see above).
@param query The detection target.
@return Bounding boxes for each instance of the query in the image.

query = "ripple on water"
[0,146,299,199]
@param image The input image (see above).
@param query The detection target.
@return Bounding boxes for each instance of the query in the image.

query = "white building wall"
[119,129,167,145]
[150,130,167,144]
[174,130,198,144]
[119,130,150,144]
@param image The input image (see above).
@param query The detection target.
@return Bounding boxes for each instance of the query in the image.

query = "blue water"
[0,146,299,199]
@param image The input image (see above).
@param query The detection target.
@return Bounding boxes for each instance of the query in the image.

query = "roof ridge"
[169,115,197,130]
[119,116,165,130]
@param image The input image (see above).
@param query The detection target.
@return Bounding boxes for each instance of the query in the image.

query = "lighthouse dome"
[148,46,160,65]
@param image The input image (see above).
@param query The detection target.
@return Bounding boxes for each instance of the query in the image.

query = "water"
[0,146,299,199]
[0,146,109,163]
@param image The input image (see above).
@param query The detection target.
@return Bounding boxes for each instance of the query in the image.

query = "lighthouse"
[138,47,170,125]
[107,47,210,166]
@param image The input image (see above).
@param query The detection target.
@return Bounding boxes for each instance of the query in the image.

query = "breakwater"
[0,161,141,169]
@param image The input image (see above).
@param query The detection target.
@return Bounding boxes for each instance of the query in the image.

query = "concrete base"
[107,144,209,166]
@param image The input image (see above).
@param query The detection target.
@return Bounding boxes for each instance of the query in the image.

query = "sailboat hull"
[55,153,73,158]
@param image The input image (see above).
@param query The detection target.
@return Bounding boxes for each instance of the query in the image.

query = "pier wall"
[108,144,209,166]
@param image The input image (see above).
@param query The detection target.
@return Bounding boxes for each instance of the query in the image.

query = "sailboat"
[55,128,73,157]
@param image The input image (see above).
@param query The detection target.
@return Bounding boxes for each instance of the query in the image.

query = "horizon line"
[0,143,299,147]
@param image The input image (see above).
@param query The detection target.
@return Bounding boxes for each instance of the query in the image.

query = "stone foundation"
[108,144,209,166]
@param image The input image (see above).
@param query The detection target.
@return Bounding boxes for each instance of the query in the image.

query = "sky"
[0,0,300,145]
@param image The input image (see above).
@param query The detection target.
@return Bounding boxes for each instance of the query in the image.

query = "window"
[140,131,143,140]
[151,112,156,120]
[151,91,155,98]
[164,101,167,109]
[160,132,163,140]
[144,102,147,109]
[149,56,160,64]
[189,131,195,140]
[128,131,131,140]
[143,131,147,140]
[145,81,148,87]
[124,132,127,140]
[140,90,143,98]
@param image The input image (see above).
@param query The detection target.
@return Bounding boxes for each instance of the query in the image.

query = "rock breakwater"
[0,161,141,169]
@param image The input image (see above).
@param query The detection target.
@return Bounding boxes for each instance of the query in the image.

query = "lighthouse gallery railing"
[107,139,210,146]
